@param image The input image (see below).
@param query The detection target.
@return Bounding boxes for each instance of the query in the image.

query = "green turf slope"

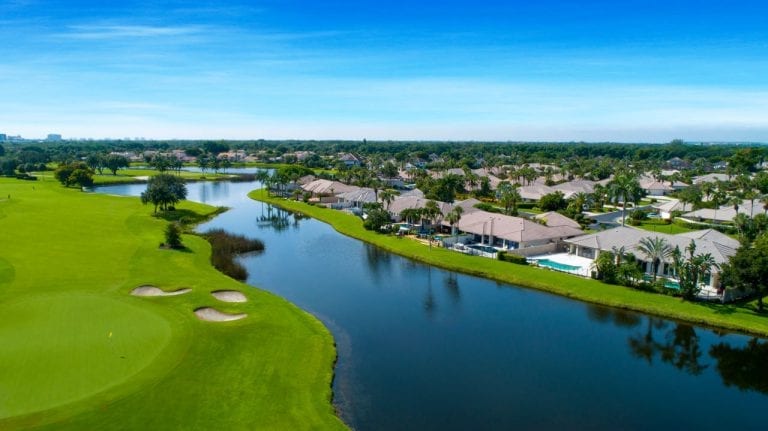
[0,179,346,430]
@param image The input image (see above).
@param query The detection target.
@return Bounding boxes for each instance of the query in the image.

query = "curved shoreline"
[249,189,768,338]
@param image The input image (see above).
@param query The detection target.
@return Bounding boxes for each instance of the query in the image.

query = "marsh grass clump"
[201,229,264,280]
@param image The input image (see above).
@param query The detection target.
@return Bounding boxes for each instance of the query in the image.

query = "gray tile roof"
[564,226,738,265]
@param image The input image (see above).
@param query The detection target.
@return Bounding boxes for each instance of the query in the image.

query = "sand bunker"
[131,285,191,297]
[211,290,248,303]
[194,307,247,322]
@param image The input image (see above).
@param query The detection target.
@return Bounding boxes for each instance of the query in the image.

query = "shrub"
[631,209,648,221]
[164,223,184,249]
[473,202,502,213]
[498,251,528,265]
[363,208,391,231]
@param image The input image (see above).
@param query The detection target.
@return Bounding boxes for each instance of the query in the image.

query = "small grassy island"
[0,178,346,430]
[249,189,768,338]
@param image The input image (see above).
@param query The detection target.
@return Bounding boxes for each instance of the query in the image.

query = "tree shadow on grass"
[154,207,227,224]
[697,296,768,316]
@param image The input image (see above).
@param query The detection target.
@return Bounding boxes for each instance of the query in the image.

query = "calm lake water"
[97,179,768,431]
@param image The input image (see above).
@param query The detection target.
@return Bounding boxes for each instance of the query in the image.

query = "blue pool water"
[535,259,582,272]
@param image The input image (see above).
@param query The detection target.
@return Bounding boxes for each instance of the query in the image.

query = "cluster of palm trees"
[635,236,718,300]
[607,172,643,226]
[397,201,464,239]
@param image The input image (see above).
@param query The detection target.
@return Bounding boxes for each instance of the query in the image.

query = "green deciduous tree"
[140,173,188,214]
[105,154,129,175]
[54,162,94,188]
[721,233,768,311]
[539,191,567,212]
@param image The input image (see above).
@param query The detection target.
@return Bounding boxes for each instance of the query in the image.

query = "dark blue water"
[97,181,768,431]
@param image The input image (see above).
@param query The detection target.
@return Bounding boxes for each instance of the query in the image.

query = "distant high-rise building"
[0,133,7,141]
[46,134,62,141]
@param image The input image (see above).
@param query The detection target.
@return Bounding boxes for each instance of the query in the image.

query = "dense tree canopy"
[54,162,94,188]
[721,233,768,311]
[140,174,188,213]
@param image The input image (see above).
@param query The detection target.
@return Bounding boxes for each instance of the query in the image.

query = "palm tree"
[611,245,627,266]
[445,206,464,239]
[733,213,751,241]
[497,182,522,215]
[422,200,442,230]
[710,188,726,223]
[637,236,672,282]
[399,207,420,226]
[591,183,608,211]
[609,172,642,226]
[728,195,742,224]
[379,189,396,211]
[691,253,719,292]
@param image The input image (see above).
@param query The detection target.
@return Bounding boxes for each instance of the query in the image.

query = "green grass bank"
[249,189,768,338]
[0,179,346,430]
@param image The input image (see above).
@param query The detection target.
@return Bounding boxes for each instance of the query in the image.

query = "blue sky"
[1,0,768,141]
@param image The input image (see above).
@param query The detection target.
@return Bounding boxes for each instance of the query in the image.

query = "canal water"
[97,179,768,431]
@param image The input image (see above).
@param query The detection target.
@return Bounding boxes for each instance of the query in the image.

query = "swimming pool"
[466,244,498,254]
[534,259,582,272]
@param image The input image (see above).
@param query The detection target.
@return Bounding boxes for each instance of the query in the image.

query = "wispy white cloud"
[60,24,207,40]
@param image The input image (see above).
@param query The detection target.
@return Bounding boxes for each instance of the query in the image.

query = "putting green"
[0,292,179,419]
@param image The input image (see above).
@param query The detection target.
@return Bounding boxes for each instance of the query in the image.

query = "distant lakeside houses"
[285,174,748,302]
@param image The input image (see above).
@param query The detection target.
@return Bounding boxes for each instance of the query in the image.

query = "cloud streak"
[60,24,206,40]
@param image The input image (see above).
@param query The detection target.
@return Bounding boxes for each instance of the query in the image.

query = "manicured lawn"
[32,169,234,185]
[632,220,699,234]
[0,179,345,430]
[250,190,768,338]
[92,169,233,184]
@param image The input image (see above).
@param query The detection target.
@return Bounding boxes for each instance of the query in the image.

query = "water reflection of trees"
[710,338,768,395]
[628,318,708,375]
[588,305,768,391]
[256,205,299,232]
[364,244,391,280]
[586,305,642,328]
[443,273,461,305]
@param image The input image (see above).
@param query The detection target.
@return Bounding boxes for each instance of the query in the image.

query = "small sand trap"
[131,285,191,297]
[194,307,247,322]
[211,290,248,303]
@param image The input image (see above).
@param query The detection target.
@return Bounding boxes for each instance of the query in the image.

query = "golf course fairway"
[0,178,346,430]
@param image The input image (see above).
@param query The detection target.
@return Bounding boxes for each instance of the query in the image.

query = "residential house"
[338,153,361,167]
[441,208,583,253]
[564,226,738,292]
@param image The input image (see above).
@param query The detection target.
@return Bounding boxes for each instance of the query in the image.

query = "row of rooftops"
[299,178,743,264]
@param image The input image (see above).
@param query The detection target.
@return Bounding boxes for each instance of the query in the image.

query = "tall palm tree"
[733,213,751,241]
[637,236,672,282]
[422,200,442,229]
[708,187,723,218]
[591,183,608,211]
[497,182,522,215]
[609,172,642,226]
[445,206,464,239]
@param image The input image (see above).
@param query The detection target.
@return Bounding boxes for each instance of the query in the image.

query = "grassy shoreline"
[249,189,768,338]
[0,179,346,430]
